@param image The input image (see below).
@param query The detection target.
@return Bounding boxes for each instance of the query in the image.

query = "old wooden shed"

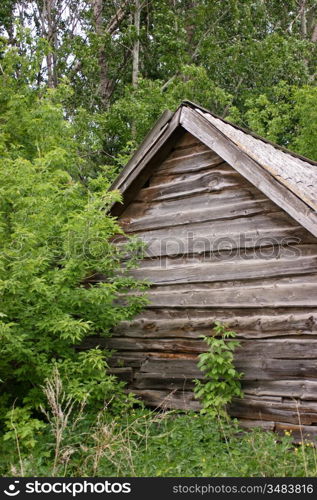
[107,101,317,436]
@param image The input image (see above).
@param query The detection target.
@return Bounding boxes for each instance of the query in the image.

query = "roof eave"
[110,106,184,217]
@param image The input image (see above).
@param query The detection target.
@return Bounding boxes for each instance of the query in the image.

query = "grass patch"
[1,370,316,477]
[1,408,317,477]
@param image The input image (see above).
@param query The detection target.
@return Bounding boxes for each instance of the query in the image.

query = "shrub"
[0,80,146,434]
[194,322,244,417]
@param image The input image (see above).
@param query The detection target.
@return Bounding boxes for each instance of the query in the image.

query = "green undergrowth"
[1,406,316,477]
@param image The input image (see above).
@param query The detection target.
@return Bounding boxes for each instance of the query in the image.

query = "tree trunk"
[300,0,308,38]
[37,0,58,88]
[132,0,141,89]
[131,0,141,139]
[92,0,112,110]
[311,22,317,42]
[45,0,58,88]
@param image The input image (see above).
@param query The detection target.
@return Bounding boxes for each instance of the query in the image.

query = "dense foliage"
[0,1,316,162]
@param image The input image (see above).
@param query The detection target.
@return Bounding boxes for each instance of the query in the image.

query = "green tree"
[2,1,316,164]
[240,82,317,160]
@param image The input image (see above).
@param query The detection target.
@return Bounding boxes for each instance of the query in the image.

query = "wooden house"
[106,101,317,436]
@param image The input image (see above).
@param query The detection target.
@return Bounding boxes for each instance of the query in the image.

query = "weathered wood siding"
[110,133,317,435]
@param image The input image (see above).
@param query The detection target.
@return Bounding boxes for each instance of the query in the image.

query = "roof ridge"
[182,100,317,167]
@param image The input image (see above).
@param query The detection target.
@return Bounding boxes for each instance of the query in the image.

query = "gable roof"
[111,101,317,238]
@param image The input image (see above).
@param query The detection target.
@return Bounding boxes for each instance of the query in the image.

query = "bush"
[194,322,243,417]
[0,75,147,434]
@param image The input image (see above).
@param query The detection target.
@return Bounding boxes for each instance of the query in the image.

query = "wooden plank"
[128,306,317,327]
[128,250,317,285]
[149,157,225,185]
[129,385,317,427]
[229,398,317,425]
[180,106,317,238]
[130,381,317,413]
[117,109,182,193]
[144,277,317,308]
[146,272,317,291]
[237,339,317,359]
[114,325,317,340]
[235,397,317,413]
[123,187,265,216]
[132,389,200,410]
[104,337,206,353]
[111,109,173,191]
[109,367,133,383]
[132,243,317,268]
[108,351,147,368]
[131,228,308,260]
[182,101,317,166]
[243,380,317,400]
[130,165,241,204]
[129,383,317,424]
[136,354,317,381]
[125,214,312,258]
[238,419,275,431]
[113,308,317,339]
[97,337,317,360]
[132,368,317,391]
[140,357,200,376]
[158,150,223,174]
[121,199,276,233]
[171,132,201,149]
[235,358,317,381]
[133,372,195,390]
[163,142,210,162]
[107,351,317,382]
[111,109,184,216]
[241,395,283,402]
[106,354,317,387]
